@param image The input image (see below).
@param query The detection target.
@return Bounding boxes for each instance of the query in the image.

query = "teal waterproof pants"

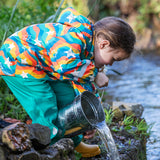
[1,76,83,147]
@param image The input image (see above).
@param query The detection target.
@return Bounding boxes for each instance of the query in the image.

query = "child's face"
[94,39,129,69]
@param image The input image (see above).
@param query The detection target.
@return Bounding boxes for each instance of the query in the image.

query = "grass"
[0,77,28,121]
[109,111,152,139]
[0,1,153,159]
[74,151,82,160]
[122,114,152,138]
[0,0,63,47]
[101,91,152,141]
[0,0,65,120]
[104,108,114,126]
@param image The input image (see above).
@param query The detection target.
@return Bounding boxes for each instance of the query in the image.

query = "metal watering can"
[56,91,105,137]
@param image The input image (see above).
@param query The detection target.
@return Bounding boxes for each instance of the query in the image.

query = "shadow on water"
[104,51,160,160]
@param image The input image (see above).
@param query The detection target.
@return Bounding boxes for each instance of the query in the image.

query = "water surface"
[104,51,160,160]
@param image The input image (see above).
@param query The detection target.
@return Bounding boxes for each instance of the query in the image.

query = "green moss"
[74,150,82,160]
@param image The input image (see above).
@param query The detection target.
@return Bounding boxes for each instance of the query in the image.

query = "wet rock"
[8,149,40,160]
[53,138,74,151]
[0,146,6,160]
[52,138,76,160]
[0,119,12,129]
[38,145,60,160]
[1,122,76,160]
[119,154,130,160]
[119,139,142,160]
[112,108,124,121]
[0,129,2,144]
[38,138,75,160]
[0,116,146,160]
[2,122,31,152]
[28,123,51,150]
[102,102,111,111]
[112,101,144,120]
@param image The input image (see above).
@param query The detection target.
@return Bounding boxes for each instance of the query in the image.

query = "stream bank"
[0,101,148,160]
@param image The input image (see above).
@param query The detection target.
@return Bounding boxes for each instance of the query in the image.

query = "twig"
[51,0,65,23]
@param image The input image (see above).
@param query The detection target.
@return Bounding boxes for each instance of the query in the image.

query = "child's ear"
[96,34,110,49]
[99,39,110,49]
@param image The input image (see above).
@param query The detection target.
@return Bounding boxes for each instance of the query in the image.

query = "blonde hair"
[94,17,136,54]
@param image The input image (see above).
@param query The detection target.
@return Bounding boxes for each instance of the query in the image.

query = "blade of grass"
[1,0,20,45]
[87,0,99,18]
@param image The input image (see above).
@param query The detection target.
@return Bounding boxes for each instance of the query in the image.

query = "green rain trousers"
[1,76,83,147]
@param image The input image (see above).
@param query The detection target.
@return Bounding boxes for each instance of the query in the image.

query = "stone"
[0,129,2,144]
[102,102,111,111]
[2,122,31,152]
[51,138,75,160]
[8,149,40,160]
[112,101,144,119]
[0,146,6,160]
[112,108,124,121]
[0,119,12,129]
[38,138,75,160]
[53,138,74,152]
[0,117,147,160]
[28,123,51,150]
[38,145,60,160]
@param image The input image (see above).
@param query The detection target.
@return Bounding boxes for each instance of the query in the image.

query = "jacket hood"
[57,7,94,57]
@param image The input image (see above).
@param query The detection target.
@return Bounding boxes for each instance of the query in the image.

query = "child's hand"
[83,130,96,139]
[94,72,109,88]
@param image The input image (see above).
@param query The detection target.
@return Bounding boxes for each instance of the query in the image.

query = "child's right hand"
[83,129,96,139]
[94,72,109,88]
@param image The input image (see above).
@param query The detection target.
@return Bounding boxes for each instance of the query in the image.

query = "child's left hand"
[94,72,109,88]
[83,129,96,139]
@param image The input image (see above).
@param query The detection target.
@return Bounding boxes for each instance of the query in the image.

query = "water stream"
[104,51,160,160]
[95,120,120,160]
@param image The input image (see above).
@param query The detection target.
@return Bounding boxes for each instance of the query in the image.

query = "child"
[0,7,136,157]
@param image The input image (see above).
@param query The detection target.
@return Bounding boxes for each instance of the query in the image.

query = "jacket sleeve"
[48,33,98,83]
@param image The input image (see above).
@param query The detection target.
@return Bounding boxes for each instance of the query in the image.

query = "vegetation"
[68,0,160,33]
[0,0,66,120]
[0,1,156,159]
[104,109,152,139]
[0,0,65,47]
[0,0,154,130]
[104,108,114,126]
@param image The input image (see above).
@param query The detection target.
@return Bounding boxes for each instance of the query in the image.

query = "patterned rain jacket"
[0,7,98,96]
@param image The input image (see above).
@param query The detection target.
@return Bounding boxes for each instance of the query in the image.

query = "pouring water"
[56,91,120,159]
[95,120,120,160]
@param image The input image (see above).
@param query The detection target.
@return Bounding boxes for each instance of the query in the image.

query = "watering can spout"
[56,91,105,137]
